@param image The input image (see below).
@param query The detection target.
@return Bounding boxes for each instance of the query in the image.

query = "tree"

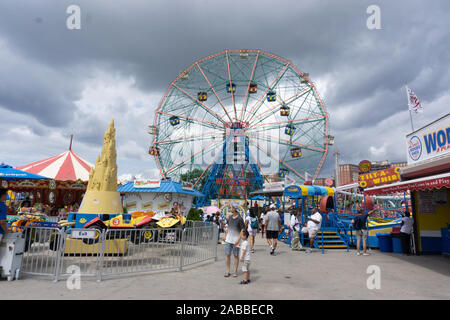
[186,208,202,221]
[180,168,209,192]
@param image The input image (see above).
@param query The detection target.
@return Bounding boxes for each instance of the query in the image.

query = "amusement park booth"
[366,113,450,255]
[0,165,87,215]
[117,180,204,216]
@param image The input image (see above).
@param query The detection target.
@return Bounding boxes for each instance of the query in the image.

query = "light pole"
[334,147,340,188]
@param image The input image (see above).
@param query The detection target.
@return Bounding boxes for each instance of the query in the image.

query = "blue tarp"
[0,164,50,180]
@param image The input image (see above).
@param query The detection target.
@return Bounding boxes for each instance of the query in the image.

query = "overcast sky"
[0,0,449,181]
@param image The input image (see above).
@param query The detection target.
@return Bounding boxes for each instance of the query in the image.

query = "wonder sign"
[359,167,401,188]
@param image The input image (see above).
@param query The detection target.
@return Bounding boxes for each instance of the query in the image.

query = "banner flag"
[406,85,423,114]
[305,171,314,184]
[284,175,295,187]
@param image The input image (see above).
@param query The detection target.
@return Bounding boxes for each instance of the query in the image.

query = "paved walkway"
[1,234,449,299]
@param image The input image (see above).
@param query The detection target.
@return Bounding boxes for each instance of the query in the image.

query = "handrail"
[329,213,350,251]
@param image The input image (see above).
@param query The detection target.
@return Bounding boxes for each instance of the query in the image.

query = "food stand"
[118,179,204,216]
[365,113,450,255]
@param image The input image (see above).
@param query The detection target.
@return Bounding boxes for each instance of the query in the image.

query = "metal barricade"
[57,228,103,281]
[20,227,63,279]
[17,224,218,281]
[179,225,217,270]
[185,220,213,228]
[100,227,183,279]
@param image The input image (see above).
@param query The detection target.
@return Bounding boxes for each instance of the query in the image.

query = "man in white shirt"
[400,211,414,255]
[290,211,303,251]
[304,208,322,253]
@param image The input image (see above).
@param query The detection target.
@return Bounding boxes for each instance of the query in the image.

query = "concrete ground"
[1,234,449,300]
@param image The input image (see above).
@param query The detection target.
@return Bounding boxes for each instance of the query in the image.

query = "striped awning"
[16,150,93,181]
[284,185,334,197]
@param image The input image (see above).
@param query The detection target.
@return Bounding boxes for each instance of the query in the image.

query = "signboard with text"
[406,113,450,164]
[263,182,284,191]
[133,179,161,189]
[181,182,194,191]
[359,160,372,173]
[359,167,401,188]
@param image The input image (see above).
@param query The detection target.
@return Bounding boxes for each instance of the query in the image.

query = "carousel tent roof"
[16,150,93,181]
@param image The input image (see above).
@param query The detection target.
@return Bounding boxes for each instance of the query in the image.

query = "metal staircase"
[299,214,350,250]
[314,229,348,249]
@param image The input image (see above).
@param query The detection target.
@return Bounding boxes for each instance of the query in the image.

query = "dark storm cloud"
[0,0,449,177]
[1,1,449,96]
[0,42,83,126]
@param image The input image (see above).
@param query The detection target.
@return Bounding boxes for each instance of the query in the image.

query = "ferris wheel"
[150,50,329,191]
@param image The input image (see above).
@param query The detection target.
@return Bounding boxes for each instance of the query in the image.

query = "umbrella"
[0,164,50,181]
[204,206,220,214]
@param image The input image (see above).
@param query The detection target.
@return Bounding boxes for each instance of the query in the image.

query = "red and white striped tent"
[16,150,93,181]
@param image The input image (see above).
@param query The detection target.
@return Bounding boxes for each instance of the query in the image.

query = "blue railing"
[328,213,350,250]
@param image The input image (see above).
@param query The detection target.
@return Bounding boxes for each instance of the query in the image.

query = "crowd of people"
[214,202,329,285]
[211,200,415,285]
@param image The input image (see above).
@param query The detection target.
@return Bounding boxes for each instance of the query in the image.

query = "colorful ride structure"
[281,183,408,250]
[149,50,329,207]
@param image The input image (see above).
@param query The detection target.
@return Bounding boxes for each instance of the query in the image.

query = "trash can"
[391,233,403,254]
[0,232,25,281]
[376,233,393,252]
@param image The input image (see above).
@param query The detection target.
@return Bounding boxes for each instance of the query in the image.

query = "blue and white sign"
[406,114,450,164]
[407,136,422,162]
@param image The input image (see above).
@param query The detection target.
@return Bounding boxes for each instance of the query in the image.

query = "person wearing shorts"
[238,230,251,284]
[245,208,258,253]
[265,205,281,255]
[352,209,376,256]
[223,206,245,278]
[356,229,368,242]
[304,208,322,253]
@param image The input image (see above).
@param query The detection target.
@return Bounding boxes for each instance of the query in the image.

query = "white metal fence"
[19,224,218,281]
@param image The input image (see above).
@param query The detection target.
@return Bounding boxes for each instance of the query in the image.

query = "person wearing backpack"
[245,208,258,253]
[352,209,376,256]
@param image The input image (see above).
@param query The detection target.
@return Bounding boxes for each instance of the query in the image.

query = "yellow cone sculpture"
[78,120,123,214]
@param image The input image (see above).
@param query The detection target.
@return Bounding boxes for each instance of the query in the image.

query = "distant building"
[336,164,360,186]
[370,160,390,171]
[390,162,408,169]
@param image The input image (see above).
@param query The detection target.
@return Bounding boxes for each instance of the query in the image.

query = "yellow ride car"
[82,213,187,244]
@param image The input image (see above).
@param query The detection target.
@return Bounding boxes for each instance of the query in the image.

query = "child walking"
[239,230,251,285]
